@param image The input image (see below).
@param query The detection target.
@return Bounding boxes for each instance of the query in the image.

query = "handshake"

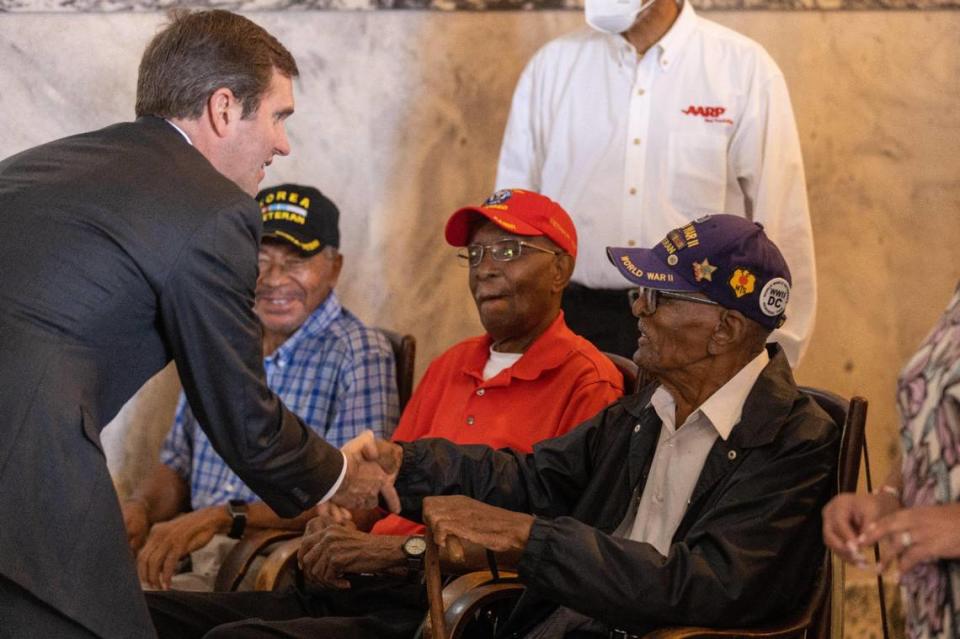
[330,431,405,513]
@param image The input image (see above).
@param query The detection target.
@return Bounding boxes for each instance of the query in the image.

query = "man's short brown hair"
[135,9,298,120]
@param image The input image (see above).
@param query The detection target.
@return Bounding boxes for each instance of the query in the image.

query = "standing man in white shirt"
[496,0,816,365]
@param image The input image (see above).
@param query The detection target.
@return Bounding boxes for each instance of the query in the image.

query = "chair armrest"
[254,536,303,591]
[214,528,302,592]
[421,571,524,639]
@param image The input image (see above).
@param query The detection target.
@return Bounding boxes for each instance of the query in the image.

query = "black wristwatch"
[226,499,249,539]
[401,535,427,576]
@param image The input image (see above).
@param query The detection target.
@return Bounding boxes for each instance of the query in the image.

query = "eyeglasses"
[629,287,720,316]
[457,239,561,268]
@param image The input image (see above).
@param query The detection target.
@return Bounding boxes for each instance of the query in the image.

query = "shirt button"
[627,240,636,247]
[476,388,485,397]
[728,450,737,460]
[654,493,663,503]
[224,483,235,492]
[629,187,637,195]
[466,416,475,425]
[637,88,646,96]
[634,423,641,433]
[633,138,641,145]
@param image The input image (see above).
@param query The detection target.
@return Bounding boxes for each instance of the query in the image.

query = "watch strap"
[226,500,248,539]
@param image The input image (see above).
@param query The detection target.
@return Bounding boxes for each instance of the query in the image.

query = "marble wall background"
[1,9,958,619]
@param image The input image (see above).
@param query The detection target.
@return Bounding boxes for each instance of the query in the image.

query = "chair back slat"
[376,328,416,436]
[603,352,639,394]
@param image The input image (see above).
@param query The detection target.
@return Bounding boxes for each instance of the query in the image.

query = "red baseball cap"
[445,189,578,258]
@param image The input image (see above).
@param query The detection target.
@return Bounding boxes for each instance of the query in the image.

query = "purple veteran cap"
[606,214,792,330]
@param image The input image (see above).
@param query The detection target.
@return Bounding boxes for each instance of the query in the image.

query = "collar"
[462,312,579,385]
[654,0,697,70]
[649,349,769,441]
[165,119,193,146]
[623,344,798,449]
[266,292,342,365]
[605,0,697,70]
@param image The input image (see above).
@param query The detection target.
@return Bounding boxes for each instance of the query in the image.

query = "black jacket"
[0,117,343,637]
[396,346,838,636]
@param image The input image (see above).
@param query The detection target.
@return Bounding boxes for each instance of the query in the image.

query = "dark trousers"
[561,283,638,359]
[0,574,100,639]
[147,576,425,639]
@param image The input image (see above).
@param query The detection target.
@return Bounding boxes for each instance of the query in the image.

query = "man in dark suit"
[0,10,394,638]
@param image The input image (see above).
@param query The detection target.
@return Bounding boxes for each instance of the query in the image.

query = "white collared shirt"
[622,349,769,554]
[495,2,815,365]
[165,119,193,145]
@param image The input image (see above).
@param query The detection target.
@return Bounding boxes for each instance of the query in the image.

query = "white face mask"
[584,0,657,35]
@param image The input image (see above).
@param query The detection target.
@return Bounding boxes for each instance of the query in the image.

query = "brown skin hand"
[423,495,534,567]
[298,524,408,589]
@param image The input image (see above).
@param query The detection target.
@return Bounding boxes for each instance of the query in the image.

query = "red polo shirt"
[372,312,624,537]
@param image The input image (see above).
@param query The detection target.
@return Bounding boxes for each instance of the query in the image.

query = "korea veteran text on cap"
[257,183,340,256]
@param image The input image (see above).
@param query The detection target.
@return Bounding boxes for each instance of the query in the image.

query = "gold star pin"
[693,258,717,282]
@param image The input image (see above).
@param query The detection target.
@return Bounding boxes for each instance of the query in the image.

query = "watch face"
[403,536,427,556]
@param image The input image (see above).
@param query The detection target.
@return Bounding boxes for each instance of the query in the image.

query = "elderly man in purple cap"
[363,214,840,636]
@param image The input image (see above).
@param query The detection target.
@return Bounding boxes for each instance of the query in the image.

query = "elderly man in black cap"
[368,214,839,636]
[123,183,399,593]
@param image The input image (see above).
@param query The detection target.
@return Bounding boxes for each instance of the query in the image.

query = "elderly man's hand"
[297,525,405,589]
[332,431,403,513]
[305,503,358,534]
[822,491,899,566]
[423,495,534,562]
[136,507,228,590]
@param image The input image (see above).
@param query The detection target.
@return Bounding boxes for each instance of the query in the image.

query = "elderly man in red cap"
[147,189,624,639]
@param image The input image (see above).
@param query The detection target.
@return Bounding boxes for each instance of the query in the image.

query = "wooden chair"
[377,327,417,423]
[213,328,416,593]
[423,389,869,639]
[604,351,639,394]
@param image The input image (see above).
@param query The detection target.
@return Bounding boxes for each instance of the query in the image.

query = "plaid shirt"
[161,292,399,509]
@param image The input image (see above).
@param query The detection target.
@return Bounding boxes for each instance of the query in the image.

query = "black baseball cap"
[257,183,340,256]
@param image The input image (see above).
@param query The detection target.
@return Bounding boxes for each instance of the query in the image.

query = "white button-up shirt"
[622,349,769,555]
[496,2,816,365]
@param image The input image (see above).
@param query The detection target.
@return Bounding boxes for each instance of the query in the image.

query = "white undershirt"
[482,347,524,381]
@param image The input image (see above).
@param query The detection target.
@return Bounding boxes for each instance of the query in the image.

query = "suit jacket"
[0,117,343,637]
[395,345,839,637]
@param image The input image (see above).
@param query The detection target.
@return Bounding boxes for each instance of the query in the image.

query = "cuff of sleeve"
[394,442,429,516]
[317,450,348,504]
[517,517,553,587]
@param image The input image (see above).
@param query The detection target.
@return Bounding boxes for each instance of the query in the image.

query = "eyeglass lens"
[460,240,523,266]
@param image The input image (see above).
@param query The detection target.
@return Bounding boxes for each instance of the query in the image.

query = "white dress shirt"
[622,349,769,555]
[496,2,816,365]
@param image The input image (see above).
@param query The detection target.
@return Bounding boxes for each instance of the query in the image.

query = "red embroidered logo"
[681,105,733,124]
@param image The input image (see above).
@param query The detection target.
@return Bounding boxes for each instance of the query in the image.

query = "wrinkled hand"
[297,525,405,589]
[822,491,899,566]
[332,431,403,513]
[121,499,151,554]
[858,503,960,574]
[136,508,226,590]
[305,503,358,534]
[423,495,534,562]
